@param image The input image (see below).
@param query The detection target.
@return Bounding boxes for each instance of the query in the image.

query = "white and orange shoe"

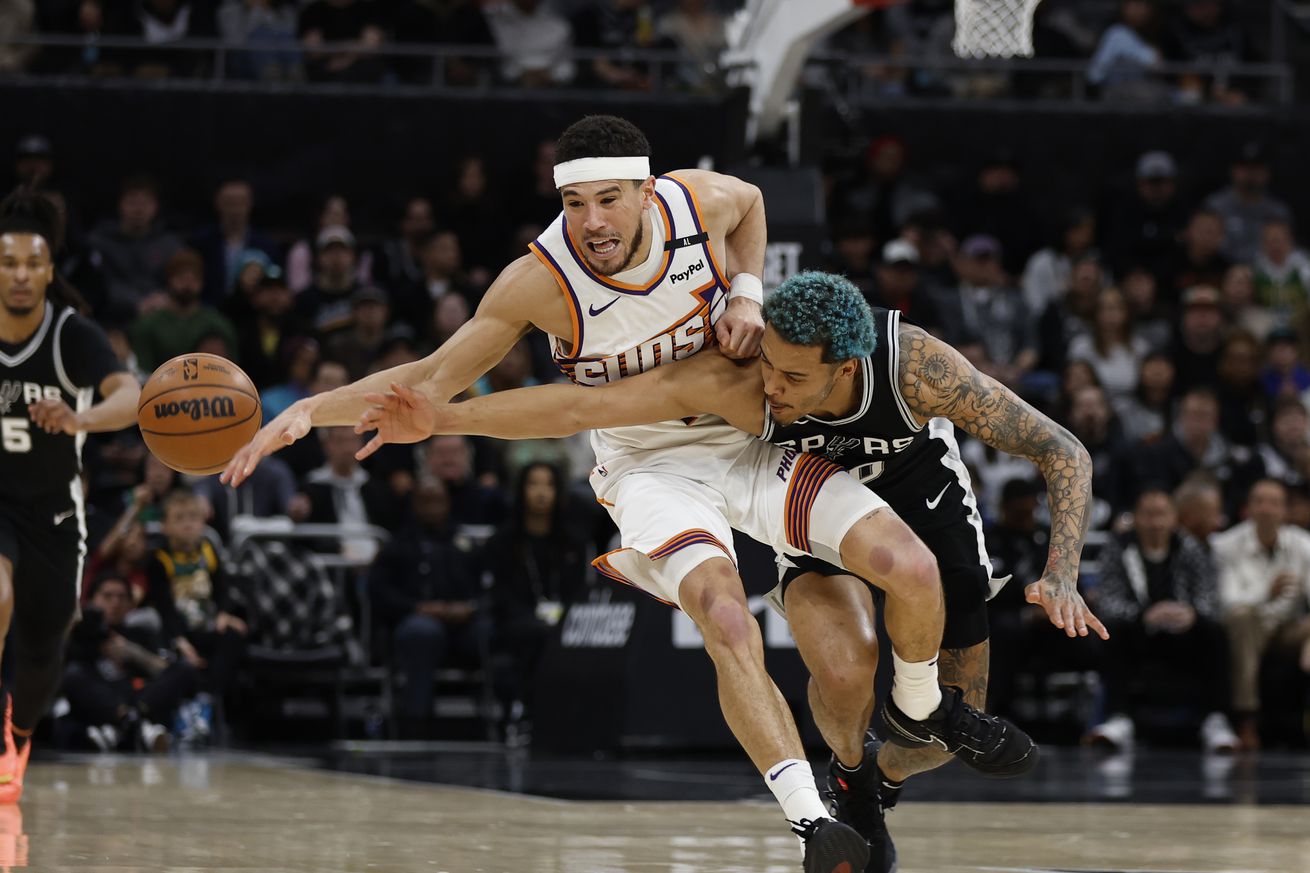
[0,741,30,805]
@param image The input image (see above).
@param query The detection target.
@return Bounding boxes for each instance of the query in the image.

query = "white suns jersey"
[528,174,749,467]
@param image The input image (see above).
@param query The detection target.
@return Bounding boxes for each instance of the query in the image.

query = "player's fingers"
[392,383,420,404]
[356,433,385,461]
[715,321,733,351]
[1085,607,1110,640]
[363,392,388,406]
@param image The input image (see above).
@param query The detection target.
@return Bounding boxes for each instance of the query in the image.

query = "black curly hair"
[0,185,85,311]
[554,115,651,187]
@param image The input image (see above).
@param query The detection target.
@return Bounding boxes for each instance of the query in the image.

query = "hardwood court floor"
[4,754,1308,872]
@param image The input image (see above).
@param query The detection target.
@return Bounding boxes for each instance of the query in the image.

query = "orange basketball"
[137,353,262,475]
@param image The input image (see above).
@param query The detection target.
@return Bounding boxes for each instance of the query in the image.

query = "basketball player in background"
[224,117,1032,872]
[0,188,141,802]
[357,271,1103,873]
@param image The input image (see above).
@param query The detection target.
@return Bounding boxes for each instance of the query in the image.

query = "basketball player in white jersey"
[222,117,1029,871]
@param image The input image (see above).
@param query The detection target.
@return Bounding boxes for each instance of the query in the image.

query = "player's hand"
[1025,574,1109,640]
[215,611,248,635]
[27,398,79,435]
[220,399,314,487]
[176,637,207,669]
[355,383,439,461]
[716,296,764,359]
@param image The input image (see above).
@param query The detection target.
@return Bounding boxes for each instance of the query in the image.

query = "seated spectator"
[218,0,300,81]
[85,485,155,606]
[1021,206,1097,318]
[0,0,34,73]
[130,249,240,373]
[951,150,1037,276]
[1251,397,1310,493]
[128,0,218,78]
[1120,265,1172,351]
[1261,327,1310,400]
[189,177,280,304]
[234,270,308,391]
[834,136,938,245]
[1253,219,1310,329]
[1037,254,1103,376]
[424,291,472,353]
[1164,212,1230,309]
[1212,479,1310,749]
[953,235,1037,390]
[296,226,365,338]
[377,196,436,293]
[1086,487,1238,752]
[487,463,587,735]
[324,286,392,381]
[867,239,946,338]
[423,435,508,528]
[63,574,200,752]
[193,454,307,543]
[1088,0,1164,102]
[401,230,478,328]
[1174,473,1226,549]
[86,175,184,324]
[1105,151,1186,279]
[483,0,575,87]
[285,194,371,292]
[657,0,726,91]
[369,480,489,738]
[298,0,386,83]
[900,209,958,291]
[1222,263,1275,342]
[275,358,349,478]
[1172,286,1227,393]
[1068,287,1149,405]
[260,337,320,421]
[572,0,669,92]
[143,491,248,716]
[1162,0,1253,106]
[1204,143,1290,264]
[1214,329,1264,447]
[444,155,505,280]
[1065,383,1129,518]
[303,427,402,559]
[825,220,878,296]
[1115,351,1175,444]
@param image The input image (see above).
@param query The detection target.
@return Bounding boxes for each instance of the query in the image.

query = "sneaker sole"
[971,737,1040,779]
[806,823,871,873]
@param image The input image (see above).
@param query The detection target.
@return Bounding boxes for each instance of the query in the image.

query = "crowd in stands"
[8,102,1310,753]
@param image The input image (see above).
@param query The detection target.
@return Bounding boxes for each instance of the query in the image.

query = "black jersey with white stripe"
[760,307,961,517]
[0,303,123,501]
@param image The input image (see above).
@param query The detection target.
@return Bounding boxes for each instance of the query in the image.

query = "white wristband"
[728,272,764,305]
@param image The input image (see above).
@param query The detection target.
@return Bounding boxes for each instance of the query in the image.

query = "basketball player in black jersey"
[0,188,140,802]
[357,270,1105,873]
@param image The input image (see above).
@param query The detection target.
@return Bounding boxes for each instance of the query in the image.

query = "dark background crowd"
[2,0,1308,756]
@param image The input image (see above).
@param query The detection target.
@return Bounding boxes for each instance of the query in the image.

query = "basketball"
[137,353,261,475]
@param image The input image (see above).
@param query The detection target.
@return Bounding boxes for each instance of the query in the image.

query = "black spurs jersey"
[0,303,123,502]
[760,308,972,526]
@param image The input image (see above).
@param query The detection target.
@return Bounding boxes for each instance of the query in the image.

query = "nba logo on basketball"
[182,358,199,381]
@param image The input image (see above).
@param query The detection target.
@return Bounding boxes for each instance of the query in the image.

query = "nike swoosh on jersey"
[925,484,951,510]
[588,297,621,316]
[767,761,800,781]
[52,509,75,526]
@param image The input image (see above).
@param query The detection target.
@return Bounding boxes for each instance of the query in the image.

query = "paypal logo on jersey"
[668,260,706,284]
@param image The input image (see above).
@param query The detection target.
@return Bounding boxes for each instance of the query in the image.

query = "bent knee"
[697,597,759,654]
[810,659,876,703]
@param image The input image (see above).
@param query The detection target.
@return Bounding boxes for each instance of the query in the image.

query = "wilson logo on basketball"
[153,396,238,422]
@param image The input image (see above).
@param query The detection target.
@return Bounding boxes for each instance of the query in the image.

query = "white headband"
[553,156,651,189]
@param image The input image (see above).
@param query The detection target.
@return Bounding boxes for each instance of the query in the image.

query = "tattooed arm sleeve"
[898,324,1094,587]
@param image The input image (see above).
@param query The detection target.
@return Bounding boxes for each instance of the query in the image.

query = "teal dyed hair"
[762,271,878,363]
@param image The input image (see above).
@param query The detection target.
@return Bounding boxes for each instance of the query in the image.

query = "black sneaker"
[792,817,871,873]
[879,685,1038,778]
[827,735,897,873]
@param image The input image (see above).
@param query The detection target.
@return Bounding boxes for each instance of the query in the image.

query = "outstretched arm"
[898,324,1107,640]
[29,371,140,435]
[355,351,765,459]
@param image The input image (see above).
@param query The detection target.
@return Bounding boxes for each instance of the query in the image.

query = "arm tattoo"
[899,325,1092,584]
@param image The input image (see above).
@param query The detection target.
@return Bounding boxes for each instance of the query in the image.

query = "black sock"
[875,764,905,810]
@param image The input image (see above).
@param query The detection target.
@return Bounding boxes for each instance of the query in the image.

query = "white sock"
[891,650,942,720]
[764,759,830,826]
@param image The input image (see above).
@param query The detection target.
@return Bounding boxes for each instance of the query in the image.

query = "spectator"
[867,239,946,337]
[189,178,280,304]
[1106,150,1187,279]
[483,0,575,87]
[1121,265,1172,351]
[324,286,391,381]
[0,0,34,73]
[1088,0,1165,102]
[1162,0,1253,105]
[217,0,299,81]
[1261,327,1310,400]
[1086,487,1238,753]
[486,463,587,735]
[444,156,504,280]
[302,426,401,559]
[11,133,54,190]
[298,0,386,83]
[427,0,498,86]
[572,0,667,91]
[129,0,218,78]
[1204,143,1291,264]
[221,248,279,325]
[63,574,199,752]
[1251,397,1310,492]
[1172,285,1227,393]
[1174,473,1226,549]
[1216,329,1266,447]
[260,337,321,421]
[425,291,472,352]
[130,249,240,373]
[369,480,488,738]
[1165,211,1230,308]
[1253,218,1310,329]
[423,435,508,528]
[402,230,477,328]
[194,454,307,543]
[825,220,878,296]
[233,270,308,390]
[86,175,184,324]
[276,358,349,478]
[378,196,436,293]
[1117,351,1175,444]
[511,140,565,231]
[85,486,155,605]
[1021,206,1097,318]
[835,136,939,246]
[1065,384,1128,517]
[1129,386,1251,513]
[1037,255,1103,376]
[1068,286,1149,404]
[900,209,958,291]
[1212,479,1310,749]
[1222,263,1275,342]
[296,225,365,338]
[285,194,371,292]
[952,150,1038,276]
[143,491,248,707]
[953,235,1037,389]
[657,0,726,91]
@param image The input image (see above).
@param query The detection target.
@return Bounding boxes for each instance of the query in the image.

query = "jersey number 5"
[1,418,31,453]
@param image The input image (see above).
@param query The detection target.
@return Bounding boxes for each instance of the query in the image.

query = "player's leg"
[0,517,20,786]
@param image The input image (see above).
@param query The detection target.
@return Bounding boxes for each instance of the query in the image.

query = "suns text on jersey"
[570,312,712,386]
